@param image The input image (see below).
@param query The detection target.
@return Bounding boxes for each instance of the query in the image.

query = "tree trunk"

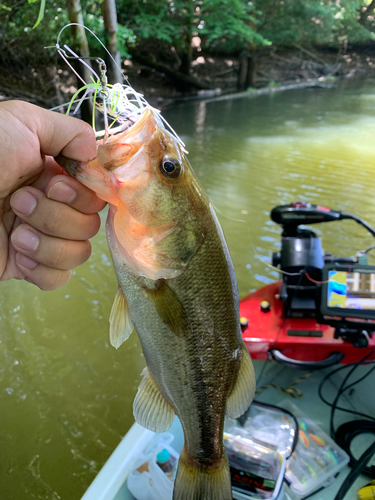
[179,30,192,76]
[177,0,193,76]
[248,45,257,88]
[66,0,92,123]
[238,50,249,91]
[237,50,256,91]
[359,0,375,25]
[102,0,123,84]
[238,17,257,91]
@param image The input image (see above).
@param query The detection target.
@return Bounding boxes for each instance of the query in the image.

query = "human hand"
[0,100,107,290]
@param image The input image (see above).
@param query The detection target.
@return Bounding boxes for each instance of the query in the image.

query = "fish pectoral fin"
[226,345,256,419]
[109,286,134,349]
[145,279,191,337]
[133,366,175,432]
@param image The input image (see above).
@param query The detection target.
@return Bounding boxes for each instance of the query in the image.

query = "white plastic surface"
[80,423,154,500]
[127,433,178,500]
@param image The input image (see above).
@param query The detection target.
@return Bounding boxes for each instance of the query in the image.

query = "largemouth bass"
[56,107,255,500]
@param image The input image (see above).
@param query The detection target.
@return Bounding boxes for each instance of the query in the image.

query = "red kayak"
[239,203,375,369]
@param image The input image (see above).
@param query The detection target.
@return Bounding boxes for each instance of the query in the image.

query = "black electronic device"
[320,264,375,322]
[318,263,375,348]
[271,202,375,319]
[271,201,342,230]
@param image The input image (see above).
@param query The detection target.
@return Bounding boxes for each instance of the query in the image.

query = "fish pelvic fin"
[109,286,134,349]
[133,366,175,432]
[173,447,232,500]
[226,344,256,418]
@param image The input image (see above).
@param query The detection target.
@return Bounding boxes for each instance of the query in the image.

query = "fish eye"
[159,157,181,179]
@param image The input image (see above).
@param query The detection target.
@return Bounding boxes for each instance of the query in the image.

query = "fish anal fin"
[145,280,191,337]
[226,344,256,418]
[133,366,175,432]
[109,286,133,349]
[173,447,232,500]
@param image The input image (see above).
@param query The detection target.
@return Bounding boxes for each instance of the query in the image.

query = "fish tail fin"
[173,447,232,500]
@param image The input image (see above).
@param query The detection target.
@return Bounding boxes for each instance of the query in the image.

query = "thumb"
[3,101,97,161]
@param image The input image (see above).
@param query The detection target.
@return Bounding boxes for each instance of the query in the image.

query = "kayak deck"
[81,359,374,500]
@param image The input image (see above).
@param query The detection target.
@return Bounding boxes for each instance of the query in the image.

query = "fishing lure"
[52,23,185,152]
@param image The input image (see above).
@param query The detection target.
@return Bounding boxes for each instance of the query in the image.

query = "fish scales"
[56,105,256,500]
[109,206,240,462]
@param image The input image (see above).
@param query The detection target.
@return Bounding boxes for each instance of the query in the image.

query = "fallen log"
[128,50,212,90]
[292,43,328,66]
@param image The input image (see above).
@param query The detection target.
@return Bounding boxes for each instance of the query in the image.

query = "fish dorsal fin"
[226,345,256,418]
[109,286,134,349]
[145,280,191,337]
[133,366,175,432]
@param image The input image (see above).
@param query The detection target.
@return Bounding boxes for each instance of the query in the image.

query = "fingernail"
[10,191,37,216]
[12,228,40,252]
[16,253,38,270]
[47,182,76,203]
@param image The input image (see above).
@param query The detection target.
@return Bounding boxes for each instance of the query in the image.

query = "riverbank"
[0,45,374,110]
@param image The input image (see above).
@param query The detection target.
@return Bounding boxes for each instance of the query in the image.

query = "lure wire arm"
[56,41,111,134]
[54,23,187,150]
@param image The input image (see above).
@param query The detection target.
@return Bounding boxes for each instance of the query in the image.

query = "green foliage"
[117,24,136,58]
[0,0,135,63]
[256,0,374,47]
[198,0,268,46]
[117,0,269,50]
[28,0,45,28]
[0,0,70,61]
[1,0,375,75]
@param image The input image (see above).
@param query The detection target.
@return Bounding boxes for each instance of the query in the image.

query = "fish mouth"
[123,107,159,139]
[55,108,159,178]
[95,108,161,172]
[54,155,85,177]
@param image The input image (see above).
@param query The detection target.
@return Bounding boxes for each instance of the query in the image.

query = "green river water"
[1,79,375,499]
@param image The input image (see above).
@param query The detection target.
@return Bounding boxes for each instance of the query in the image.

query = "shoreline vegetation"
[1,44,375,111]
[1,0,375,112]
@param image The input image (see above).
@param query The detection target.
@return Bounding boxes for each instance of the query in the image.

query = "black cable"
[330,363,362,437]
[341,364,375,393]
[363,244,375,255]
[237,400,299,458]
[335,420,375,478]
[340,212,375,239]
[252,400,299,457]
[318,349,375,499]
[318,352,375,435]
[329,349,375,438]
[318,363,375,423]
[333,439,375,500]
